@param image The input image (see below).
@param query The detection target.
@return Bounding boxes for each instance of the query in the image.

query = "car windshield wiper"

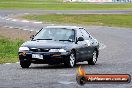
[33,39,52,40]
[59,40,73,42]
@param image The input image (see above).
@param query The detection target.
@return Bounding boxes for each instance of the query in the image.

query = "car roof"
[45,26,83,30]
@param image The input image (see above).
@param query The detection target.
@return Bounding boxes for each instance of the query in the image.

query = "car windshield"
[33,28,75,42]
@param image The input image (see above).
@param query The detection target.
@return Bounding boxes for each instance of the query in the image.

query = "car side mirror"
[78,37,84,41]
[30,35,34,39]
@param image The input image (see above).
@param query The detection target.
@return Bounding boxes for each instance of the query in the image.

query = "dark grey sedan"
[18,26,99,68]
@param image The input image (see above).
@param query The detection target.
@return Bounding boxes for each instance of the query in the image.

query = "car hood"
[21,40,72,49]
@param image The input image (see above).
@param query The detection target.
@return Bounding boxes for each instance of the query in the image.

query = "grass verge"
[22,14,132,28]
[0,0,131,10]
[0,36,23,64]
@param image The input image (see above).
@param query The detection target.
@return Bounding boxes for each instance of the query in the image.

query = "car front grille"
[30,48,49,52]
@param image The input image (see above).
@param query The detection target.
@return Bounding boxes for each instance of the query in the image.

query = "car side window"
[80,29,90,40]
[89,35,93,40]
[77,29,83,38]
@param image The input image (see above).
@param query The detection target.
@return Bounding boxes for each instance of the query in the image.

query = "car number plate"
[32,54,43,59]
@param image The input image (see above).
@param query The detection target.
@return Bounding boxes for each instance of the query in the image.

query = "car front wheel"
[20,61,31,68]
[64,52,76,68]
[88,50,98,65]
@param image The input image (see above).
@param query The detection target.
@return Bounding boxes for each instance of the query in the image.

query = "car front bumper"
[18,51,70,64]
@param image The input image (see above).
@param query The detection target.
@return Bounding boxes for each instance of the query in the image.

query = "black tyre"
[64,51,76,68]
[88,50,98,65]
[20,61,31,68]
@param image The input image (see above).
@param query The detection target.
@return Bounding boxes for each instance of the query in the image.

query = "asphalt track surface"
[0,10,132,88]
[0,10,132,31]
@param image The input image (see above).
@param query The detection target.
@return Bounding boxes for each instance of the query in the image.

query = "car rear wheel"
[20,61,31,68]
[88,50,97,65]
[64,52,76,68]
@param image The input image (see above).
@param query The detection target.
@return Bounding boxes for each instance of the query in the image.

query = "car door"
[75,29,88,61]
[89,34,99,53]
[80,29,94,59]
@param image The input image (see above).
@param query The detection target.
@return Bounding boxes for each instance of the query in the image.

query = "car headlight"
[19,47,29,52]
[49,49,66,52]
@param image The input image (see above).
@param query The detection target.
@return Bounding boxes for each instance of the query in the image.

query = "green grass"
[0,0,131,10]
[22,14,132,28]
[0,36,23,64]
[0,0,62,3]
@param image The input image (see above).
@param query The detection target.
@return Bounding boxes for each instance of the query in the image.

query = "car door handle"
[85,44,90,47]
[92,42,94,44]
[85,44,87,46]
